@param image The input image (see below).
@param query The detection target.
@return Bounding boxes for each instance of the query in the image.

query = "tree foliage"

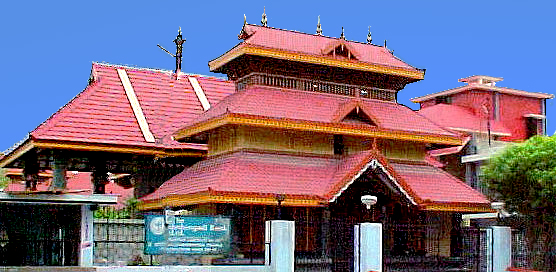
[483,136,556,219]
[482,135,556,270]
[0,168,9,191]
[93,197,141,219]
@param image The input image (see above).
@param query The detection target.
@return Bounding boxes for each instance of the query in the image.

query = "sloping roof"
[1,63,236,167]
[411,84,553,102]
[33,63,234,148]
[209,24,424,80]
[174,87,461,144]
[417,104,511,136]
[388,161,490,210]
[140,150,491,212]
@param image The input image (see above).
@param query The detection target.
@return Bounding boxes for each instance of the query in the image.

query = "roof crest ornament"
[316,16,322,35]
[261,7,267,27]
[366,26,372,44]
[156,27,185,74]
[238,14,250,40]
[340,27,345,40]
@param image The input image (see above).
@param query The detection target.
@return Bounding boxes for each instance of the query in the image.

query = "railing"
[381,224,487,272]
[236,73,397,102]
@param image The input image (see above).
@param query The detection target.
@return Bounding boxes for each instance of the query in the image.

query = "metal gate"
[460,227,488,272]
[294,208,357,272]
[0,203,80,266]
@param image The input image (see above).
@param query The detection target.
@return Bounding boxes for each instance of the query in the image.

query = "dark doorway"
[0,203,80,266]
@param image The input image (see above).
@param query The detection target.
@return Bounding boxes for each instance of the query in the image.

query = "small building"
[412,76,553,195]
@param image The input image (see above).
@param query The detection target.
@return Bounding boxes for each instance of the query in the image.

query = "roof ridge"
[244,24,388,48]
[93,62,228,81]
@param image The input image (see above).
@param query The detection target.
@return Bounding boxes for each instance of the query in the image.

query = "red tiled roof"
[30,63,235,150]
[182,86,457,138]
[141,151,337,201]
[5,172,134,208]
[389,161,490,206]
[142,150,489,211]
[417,104,511,136]
[221,24,419,71]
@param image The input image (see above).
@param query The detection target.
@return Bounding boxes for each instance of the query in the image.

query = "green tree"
[482,135,556,270]
[0,168,9,191]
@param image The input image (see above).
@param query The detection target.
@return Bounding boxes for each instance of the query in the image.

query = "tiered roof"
[141,150,490,212]
[174,86,461,145]
[210,24,424,81]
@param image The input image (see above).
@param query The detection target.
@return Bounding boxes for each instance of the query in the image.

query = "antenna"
[157,27,185,74]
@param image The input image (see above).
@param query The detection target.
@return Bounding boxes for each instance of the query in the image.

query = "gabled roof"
[140,150,491,212]
[411,82,553,102]
[417,104,511,136]
[1,63,236,167]
[209,24,424,80]
[174,86,462,145]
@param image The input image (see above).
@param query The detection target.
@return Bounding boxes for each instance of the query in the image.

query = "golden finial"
[261,7,267,26]
[366,26,372,44]
[316,16,322,35]
[340,27,345,40]
[244,14,247,26]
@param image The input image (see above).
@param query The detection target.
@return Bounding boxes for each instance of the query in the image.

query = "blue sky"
[1,1,555,152]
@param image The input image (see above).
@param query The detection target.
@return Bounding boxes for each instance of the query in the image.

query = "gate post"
[269,220,295,272]
[79,204,94,266]
[487,226,511,272]
[355,223,382,272]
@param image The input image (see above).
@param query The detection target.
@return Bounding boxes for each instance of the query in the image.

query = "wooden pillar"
[92,160,108,194]
[23,153,39,191]
[50,154,67,191]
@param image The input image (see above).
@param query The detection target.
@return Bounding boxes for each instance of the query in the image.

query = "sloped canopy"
[140,150,491,212]
[174,87,462,145]
[210,24,425,80]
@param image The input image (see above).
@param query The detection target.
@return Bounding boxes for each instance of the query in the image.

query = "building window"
[334,135,344,155]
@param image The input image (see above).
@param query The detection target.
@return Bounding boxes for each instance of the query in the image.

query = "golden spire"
[340,27,345,40]
[261,7,268,26]
[316,15,322,35]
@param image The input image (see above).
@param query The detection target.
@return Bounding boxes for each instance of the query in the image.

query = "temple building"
[0,16,503,269]
[137,22,492,268]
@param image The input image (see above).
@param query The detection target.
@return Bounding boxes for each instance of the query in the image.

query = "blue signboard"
[145,215,231,255]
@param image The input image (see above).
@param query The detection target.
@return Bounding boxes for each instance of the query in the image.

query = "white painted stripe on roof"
[117,68,156,143]
[188,77,211,111]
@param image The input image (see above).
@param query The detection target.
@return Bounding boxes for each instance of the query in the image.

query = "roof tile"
[30,63,235,150]
[142,150,489,209]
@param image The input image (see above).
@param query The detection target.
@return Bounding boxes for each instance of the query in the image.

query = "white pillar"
[79,204,94,266]
[269,220,295,272]
[491,226,512,272]
[355,223,382,272]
